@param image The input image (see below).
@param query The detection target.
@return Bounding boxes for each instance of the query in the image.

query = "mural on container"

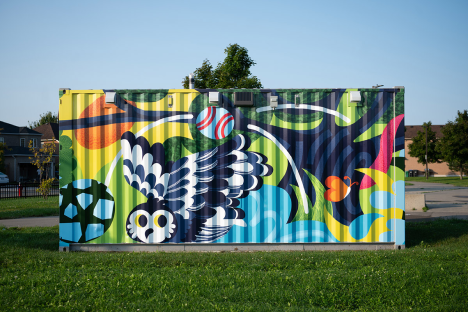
[59,88,405,247]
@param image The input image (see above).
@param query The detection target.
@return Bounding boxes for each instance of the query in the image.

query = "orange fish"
[324,176,359,202]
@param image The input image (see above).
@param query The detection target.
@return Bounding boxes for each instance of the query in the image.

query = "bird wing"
[121,132,273,243]
[163,134,273,242]
[121,131,170,199]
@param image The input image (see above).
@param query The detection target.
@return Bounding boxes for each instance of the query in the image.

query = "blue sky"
[1,0,467,127]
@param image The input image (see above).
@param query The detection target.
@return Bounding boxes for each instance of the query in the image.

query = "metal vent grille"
[234,92,254,106]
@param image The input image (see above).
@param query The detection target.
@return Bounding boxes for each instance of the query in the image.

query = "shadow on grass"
[0,226,59,251]
[406,219,468,248]
[2,220,468,252]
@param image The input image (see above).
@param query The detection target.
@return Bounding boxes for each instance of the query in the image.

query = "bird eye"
[136,214,148,227]
[155,214,168,228]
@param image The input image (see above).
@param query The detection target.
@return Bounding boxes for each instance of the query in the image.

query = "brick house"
[0,121,43,182]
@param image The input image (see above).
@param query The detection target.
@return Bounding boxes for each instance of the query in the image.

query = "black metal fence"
[0,183,60,199]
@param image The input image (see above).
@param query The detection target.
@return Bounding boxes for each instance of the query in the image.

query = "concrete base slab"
[67,242,400,252]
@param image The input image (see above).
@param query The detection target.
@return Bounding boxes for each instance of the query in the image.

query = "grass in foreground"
[1,219,468,311]
[0,197,59,219]
[406,176,468,187]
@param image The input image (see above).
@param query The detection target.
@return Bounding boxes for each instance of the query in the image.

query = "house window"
[0,137,4,143]
[30,139,37,148]
[20,138,25,147]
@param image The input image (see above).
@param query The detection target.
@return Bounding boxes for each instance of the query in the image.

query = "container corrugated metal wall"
[58,88,405,249]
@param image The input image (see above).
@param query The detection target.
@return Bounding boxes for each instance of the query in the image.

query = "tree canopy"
[28,111,58,129]
[407,121,441,178]
[437,110,468,179]
[182,44,262,89]
[29,140,55,199]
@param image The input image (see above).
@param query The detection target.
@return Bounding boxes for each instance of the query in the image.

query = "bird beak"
[145,228,154,238]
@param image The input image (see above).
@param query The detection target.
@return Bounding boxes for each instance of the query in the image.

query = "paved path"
[1,182,467,227]
[406,182,468,222]
[0,216,59,228]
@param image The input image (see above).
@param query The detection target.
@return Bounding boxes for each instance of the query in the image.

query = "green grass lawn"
[1,219,467,311]
[0,197,59,219]
[406,176,468,187]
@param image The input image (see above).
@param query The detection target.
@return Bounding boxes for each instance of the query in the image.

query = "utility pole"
[426,124,428,180]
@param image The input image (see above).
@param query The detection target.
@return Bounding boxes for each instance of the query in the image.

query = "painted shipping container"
[58,87,405,251]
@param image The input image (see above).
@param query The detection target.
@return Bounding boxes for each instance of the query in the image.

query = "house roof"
[0,121,43,136]
[33,123,59,141]
[405,125,444,139]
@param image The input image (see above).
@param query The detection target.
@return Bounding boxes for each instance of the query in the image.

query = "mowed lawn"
[0,197,59,219]
[406,176,468,187]
[1,220,467,311]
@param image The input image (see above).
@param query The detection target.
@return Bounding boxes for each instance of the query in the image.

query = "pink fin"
[360,114,404,189]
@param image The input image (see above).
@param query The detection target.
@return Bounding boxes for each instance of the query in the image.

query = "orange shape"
[75,96,136,150]
[324,176,359,202]
[324,176,349,202]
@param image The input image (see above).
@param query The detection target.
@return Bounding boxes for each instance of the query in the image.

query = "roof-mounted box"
[209,92,219,104]
[349,91,362,107]
[349,91,361,103]
[234,92,254,106]
[105,91,116,104]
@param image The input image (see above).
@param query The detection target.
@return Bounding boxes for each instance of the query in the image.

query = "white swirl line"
[135,114,194,138]
[256,104,350,123]
[247,125,309,214]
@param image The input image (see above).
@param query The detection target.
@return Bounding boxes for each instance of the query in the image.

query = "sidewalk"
[0,216,58,228]
[405,181,468,222]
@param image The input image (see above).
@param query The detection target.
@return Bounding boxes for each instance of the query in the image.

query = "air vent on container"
[234,92,254,106]
[349,91,362,107]
[349,91,361,103]
[105,91,116,104]
[209,92,219,104]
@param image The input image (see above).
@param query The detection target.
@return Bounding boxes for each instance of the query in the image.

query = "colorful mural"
[59,88,405,247]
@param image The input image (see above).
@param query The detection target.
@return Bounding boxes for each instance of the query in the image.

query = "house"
[33,123,59,147]
[0,121,43,182]
[33,123,59,178]
[405,125,460,177]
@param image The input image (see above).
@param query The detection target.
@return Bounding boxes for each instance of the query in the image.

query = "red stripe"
[196,106,212,127]
[215,113,232,140]
[198,107,217,131]
[220,116,234,139]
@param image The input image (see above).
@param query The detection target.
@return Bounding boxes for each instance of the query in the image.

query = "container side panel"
[59,88,405,247]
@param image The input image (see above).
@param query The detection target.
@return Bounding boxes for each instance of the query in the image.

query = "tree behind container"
[182,44,262,89]
[29,141,55,199]
[408,121,441,179]
[28,111,59,129]
[437,110,468,180]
